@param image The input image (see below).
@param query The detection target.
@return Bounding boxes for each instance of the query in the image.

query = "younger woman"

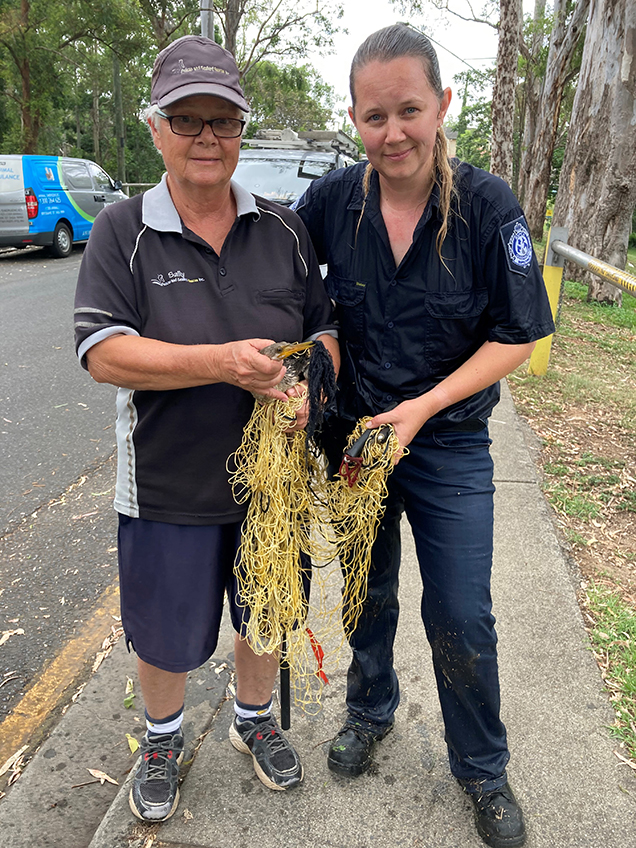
[295,24,554,848]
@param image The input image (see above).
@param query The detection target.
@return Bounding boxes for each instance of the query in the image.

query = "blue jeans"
[344,426,510,792]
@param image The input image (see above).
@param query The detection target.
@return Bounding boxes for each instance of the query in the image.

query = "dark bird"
[258,340,337,442]
[259,340,315,393]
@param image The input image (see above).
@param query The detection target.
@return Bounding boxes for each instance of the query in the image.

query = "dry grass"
[508,275,636,763]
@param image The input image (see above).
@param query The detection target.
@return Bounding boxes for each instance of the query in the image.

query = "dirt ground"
[508,386,636,605]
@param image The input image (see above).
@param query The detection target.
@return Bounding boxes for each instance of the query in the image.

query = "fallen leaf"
[92,651,107,673]
[0,745,28,777]
[7,769,22,786]
[124,676,135,709]
[126,733,139,754]
[183,808,194,820]
[87,768,118,786]
[614,750,636,771]
[0,628,25,647]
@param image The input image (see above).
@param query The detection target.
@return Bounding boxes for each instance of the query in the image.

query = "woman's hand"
[365,398,429,464]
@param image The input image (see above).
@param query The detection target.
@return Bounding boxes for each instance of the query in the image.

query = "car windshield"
[233,156,334,205]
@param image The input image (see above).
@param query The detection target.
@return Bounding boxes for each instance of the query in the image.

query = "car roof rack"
[241,128,359,159]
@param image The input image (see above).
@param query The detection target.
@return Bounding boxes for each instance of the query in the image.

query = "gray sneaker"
[229,715,303,790]
[129,729,185,821]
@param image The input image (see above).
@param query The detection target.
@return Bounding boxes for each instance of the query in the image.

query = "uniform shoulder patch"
[500,216,534,275]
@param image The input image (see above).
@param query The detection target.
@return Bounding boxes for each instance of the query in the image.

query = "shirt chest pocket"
[424,289,489,370]
[325,274,366,345]
[254,288,306,341]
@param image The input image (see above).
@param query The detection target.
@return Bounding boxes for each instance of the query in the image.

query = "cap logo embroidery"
[172,58,229,76]
[507,222,533,269]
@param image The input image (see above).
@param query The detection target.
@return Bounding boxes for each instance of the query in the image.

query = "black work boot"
[327,718,394,776]
[465,782,526,848]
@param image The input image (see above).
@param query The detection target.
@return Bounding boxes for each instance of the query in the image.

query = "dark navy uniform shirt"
[294,160,555,430]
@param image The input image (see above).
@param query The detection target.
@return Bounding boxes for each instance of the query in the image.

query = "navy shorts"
[117,515,247,673]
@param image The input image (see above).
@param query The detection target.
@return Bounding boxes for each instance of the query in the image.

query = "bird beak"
[275,341,315,360]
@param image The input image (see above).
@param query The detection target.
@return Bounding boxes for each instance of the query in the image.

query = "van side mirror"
[113,179,123,191]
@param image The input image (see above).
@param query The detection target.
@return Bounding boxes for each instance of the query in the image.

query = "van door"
[59,159,100,240]
[0,157,28,240]
[87,162,126,208]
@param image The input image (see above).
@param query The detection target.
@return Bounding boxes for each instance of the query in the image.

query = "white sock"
[146,707,184,737]
[234,698,272,722]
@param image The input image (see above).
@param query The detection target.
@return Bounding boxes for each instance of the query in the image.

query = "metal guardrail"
[121,182,155,196]
[529,226,635,376]
[550,240,636,297]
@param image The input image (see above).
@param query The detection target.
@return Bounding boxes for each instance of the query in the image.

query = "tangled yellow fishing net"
[229,377,405,708]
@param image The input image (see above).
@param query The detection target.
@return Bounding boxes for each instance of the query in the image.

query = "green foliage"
[446,68,493,171]
[585,584,636,759]
[215,0,343,78]
[243,61,335,134]
[0,0,342,185]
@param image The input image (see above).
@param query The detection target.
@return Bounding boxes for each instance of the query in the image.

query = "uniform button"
[219,267,227,276]
[384,362,392,369]
[205,247,213,254]
[387,321,394,329]
[386,394,393,401]
[390,280,397,287]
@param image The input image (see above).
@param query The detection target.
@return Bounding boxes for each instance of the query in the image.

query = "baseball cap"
[151,35,249,112]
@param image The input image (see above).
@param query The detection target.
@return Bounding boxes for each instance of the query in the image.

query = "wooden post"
[528,226,568,376]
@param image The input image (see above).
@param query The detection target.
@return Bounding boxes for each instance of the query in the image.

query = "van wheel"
[50,223,72,258]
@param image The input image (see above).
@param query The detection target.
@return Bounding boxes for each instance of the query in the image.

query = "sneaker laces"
[243,717,295,770]
[142,735,179,783]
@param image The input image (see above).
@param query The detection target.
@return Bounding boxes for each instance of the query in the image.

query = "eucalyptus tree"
[0,0,140,153]
[518,0,589,238]
[553,0,636,305]
[211,0,344,79]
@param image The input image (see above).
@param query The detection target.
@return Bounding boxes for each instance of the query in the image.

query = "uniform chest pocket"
[424,289,489,369]
[256,288,305,304]
[325,274,366,342]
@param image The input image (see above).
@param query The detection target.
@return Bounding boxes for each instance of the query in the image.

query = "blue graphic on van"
[0,155,126,257]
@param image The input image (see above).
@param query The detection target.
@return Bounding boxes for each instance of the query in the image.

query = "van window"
[88,163,113,191]
[62,161,92,190]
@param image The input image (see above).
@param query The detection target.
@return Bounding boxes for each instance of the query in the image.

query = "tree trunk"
[553,0,636,305]
[521,0,590,239]
[490,0,522,185]
[18,0,38,153]
[113,52,126,183]
[92,88,101,164]
[224,0,241,56]
[517,0,546,204]
[76,104,82,155]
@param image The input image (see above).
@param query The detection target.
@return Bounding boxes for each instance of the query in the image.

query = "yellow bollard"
[528,227,567,376]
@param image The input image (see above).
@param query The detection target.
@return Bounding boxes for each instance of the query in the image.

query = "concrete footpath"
[1,382,635,848]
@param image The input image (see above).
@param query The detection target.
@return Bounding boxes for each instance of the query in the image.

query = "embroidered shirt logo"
[151,270,205,286]
[507,222,533,269]
[172,59,229,76]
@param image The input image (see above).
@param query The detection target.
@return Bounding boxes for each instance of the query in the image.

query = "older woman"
[294,24,554,848]
[74,35,338,822]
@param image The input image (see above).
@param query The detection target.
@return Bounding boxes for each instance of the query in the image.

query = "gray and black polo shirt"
[74,176,336,525]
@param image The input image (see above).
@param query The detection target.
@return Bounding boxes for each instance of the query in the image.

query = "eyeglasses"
[156,110,245,138]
